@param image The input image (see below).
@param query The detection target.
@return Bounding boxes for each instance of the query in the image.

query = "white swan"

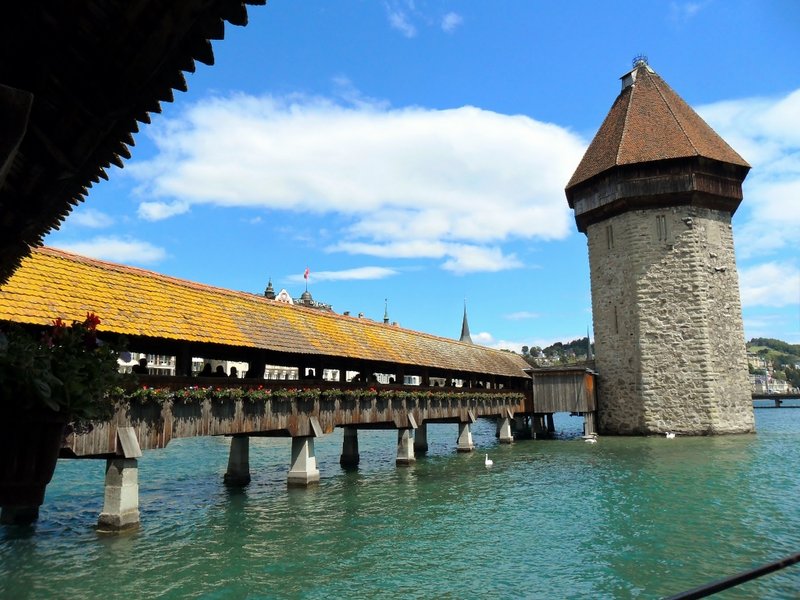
[484,453,493,467]
[665,432,676,439]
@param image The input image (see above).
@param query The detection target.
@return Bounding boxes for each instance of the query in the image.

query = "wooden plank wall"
[532,369,596,414]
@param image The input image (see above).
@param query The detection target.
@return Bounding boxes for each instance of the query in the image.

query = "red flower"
[84,312,101,330]
[52,317,66,329]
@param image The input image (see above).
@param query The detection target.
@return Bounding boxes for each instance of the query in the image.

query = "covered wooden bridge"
[0,247,531,529]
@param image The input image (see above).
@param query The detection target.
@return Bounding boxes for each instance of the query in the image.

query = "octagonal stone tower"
[565,59,755,435]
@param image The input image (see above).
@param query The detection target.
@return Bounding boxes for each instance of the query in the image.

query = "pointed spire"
[384,298,390,324]
[264,277,275,300]
[459,300,473,344]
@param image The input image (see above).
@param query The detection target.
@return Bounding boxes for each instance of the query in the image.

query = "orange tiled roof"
[0,247,530,379]
[566,63,749,191]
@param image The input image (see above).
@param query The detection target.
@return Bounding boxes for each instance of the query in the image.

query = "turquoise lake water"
[1,408,799,599]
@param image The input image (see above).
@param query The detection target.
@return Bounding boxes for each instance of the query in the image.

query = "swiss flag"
[303,267,310,280]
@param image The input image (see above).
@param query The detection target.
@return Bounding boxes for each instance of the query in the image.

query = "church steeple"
[459,301,473,344]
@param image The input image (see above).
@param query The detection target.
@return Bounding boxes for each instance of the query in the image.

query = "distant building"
[118,352,175,376]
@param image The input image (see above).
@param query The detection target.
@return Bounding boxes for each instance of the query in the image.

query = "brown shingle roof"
[0,247,530,379]
[566,63,749,191]
[0,1,265,284]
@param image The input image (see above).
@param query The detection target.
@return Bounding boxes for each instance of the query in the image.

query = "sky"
[45,0,800,348]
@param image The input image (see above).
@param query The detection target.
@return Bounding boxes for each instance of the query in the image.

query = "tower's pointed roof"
[566,60,749,193]
[459,304,473,344]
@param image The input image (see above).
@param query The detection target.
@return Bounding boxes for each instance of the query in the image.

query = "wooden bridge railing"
[63,378,527,457]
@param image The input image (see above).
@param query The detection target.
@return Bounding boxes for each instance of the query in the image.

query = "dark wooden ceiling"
[0,0,265,284]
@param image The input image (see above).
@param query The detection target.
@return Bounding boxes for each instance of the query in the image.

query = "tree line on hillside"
[520,337,594,367]
[517,336,799,384]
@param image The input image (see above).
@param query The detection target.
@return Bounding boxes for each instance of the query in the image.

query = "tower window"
[606,225,614,249]
[656,215,667,242]
[614,306,619,334]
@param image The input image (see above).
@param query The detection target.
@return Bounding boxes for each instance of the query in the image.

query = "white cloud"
[441,12,463,33]
[669,1,708,22]
[138,200,190,221]
[52,237,166,265]
[129,92,586,274]
[471,331,496,346]
[387,8,416,37]
[287,266,398,283]
[68,209,114,229]
[332,240,522,273]
[698,88,800,260]
[470,329,593,352]
[505,311,541,320]
[739,262,800,308]
[441,245,522,274]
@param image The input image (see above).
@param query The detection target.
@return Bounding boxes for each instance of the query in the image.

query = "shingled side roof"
[566,63,750,191]
[0,1,264,284]
[0,248,530,379]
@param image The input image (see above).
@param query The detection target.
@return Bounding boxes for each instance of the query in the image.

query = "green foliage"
[0,315,124,424]
[130,387,175,404]
[747,338,800,373]
[523,337,595,365]
[784,365,800,389]
[321,388,342,401]
[748,338,800,357]
[211,386,245,401]
[245,387,272,402]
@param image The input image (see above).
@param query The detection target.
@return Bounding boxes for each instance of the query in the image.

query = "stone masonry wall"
[587,206,754,435]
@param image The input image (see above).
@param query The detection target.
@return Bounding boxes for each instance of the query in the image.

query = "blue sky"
[46,0,800,347]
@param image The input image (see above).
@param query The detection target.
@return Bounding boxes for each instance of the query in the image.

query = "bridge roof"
[0,1,264,285]
[0,247,530,379]
[566,62,749,193]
